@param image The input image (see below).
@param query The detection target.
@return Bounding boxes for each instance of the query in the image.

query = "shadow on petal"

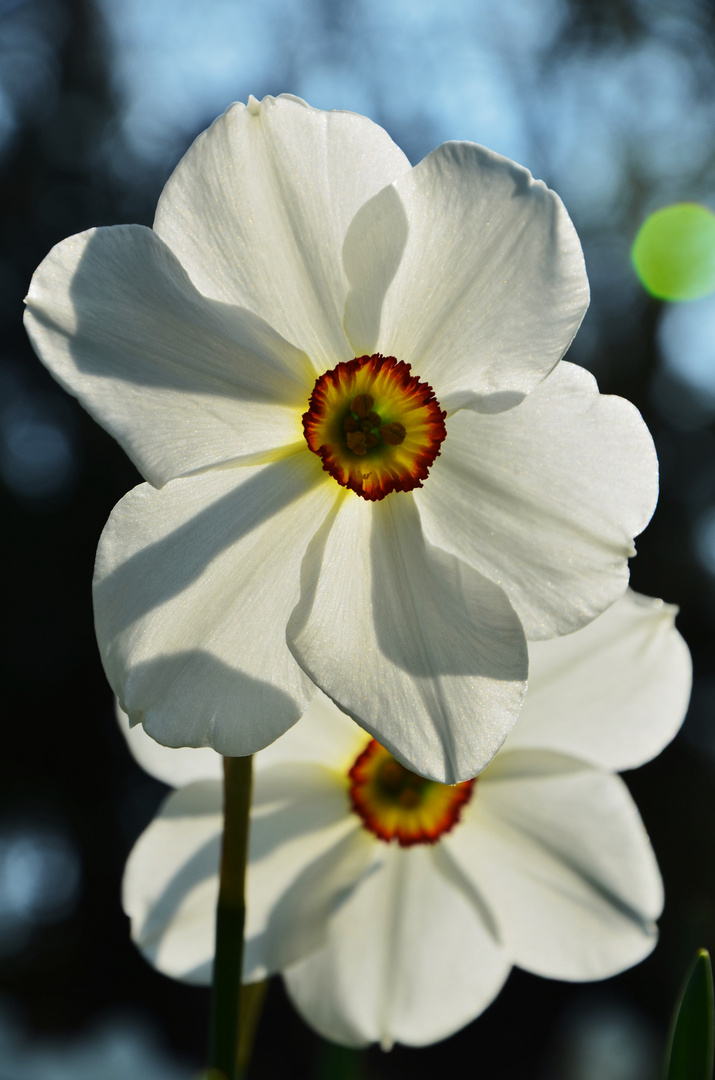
[244,827,376,978]
[442,389,527,415]
[95,455,319,632]
[342,184,409,355]
[125,651,306,757]
[369,495,526,679]
[136,833,220,959]
[250,764,351,861]
[432,842,502,944]
[63,226,314,404]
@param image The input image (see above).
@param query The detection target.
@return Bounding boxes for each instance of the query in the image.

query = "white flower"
[25,94,657,781]
[121,591,691,1049]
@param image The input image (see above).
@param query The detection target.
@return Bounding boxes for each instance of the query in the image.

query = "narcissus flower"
[25,95,657,781]
[121,591,690,1048]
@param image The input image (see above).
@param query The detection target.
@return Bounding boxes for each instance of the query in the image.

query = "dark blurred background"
[2,0,715,1076]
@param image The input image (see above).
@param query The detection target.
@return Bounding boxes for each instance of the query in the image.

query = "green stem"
[208,754,254,1080]
[237,980,269,1077]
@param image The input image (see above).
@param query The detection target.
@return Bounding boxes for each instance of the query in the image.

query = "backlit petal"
[287,491,527,783]
[154,95,411,370]
[446,752,662,980]
[256,690,368,777]
[505,591,691,769]
[342,142,588,407]
[245,763,374,980]
[415,361,658,639]
[94,452,336,756]
[122,780,222,984]
[116,700,222,788]
[284,845,510,1048]
[118,684,367,786]
[122,772,371,984]
[24,225,313,487]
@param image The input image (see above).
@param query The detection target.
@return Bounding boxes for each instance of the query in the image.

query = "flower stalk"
[208,754,254,1080]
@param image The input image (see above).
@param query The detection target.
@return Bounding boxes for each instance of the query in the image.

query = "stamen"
[352,393,375,418]
[379,421,406,446]
[302,354,447,501]
[346,430,379,455]
[348,739,475,846]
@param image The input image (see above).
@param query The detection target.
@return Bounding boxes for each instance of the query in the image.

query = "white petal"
[287,492,527,784]
[415,361,658,639]
[123,770,371,985]
[116,700,222,787]
[122,780,222,984]
[446,751,663,981]
[505,591,692,770]
[119,682,366,786]
[342,142,588,407]
[154,95,412,371]
[284,845,510,1048]
[24,225,314,487]
[94,452,336,756]
[342,183,409,356]
[245,763,374,980]
[117,684,365,787]
[255,690,369,777]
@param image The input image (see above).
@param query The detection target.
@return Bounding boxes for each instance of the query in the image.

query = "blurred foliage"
[664,950,714,1080]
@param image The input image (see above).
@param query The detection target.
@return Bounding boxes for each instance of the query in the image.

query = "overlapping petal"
[415,361,659,639]
[116,685,366,789]
[245,765,374,980]
[154,95,412,370]
[445,751,662,980]
[342,142,589,408]
[287,491,528,783]
[255,689,368,776]
[24,225,313,487]
[116,701,222,787]
[95,452,336,755]
[504,590,692,769]
[122,769,374,984]
[283,846,510,1048]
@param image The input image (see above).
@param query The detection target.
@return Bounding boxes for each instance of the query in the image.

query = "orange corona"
[348,739,475,847]
[302,354,447,501]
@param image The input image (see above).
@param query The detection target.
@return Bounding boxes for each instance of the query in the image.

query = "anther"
[346,430,379,455]
[380,422,407,446]
[352,394,375,419]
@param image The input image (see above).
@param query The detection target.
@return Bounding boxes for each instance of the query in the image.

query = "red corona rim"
[348,739,476,847]
[302,354,447,501]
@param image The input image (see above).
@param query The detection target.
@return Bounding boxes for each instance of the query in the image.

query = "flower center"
[302,354,447,501]
[348,739,475,847]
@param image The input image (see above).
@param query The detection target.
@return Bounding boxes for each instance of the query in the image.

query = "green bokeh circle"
[632,203,715,301]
